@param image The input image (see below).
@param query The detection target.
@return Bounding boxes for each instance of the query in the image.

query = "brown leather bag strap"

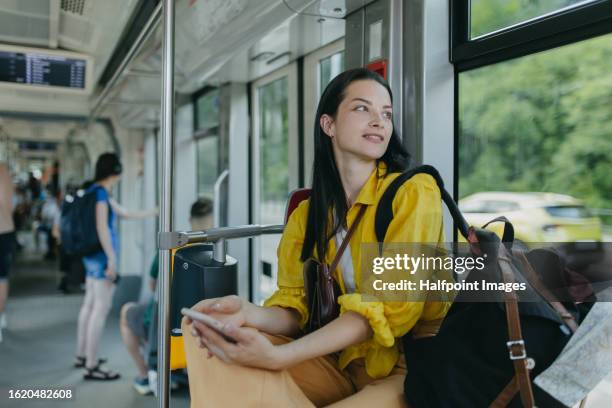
[491,246,535,408]
[514,251,579,332]
[515,251,590,408]
[489,377,520,408]
[330,205,367,273]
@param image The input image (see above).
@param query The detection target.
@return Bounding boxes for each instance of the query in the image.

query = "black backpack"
[374,165,591,408]
[60,188,103,256]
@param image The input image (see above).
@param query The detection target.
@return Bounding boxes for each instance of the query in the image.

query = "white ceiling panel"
[0,0,52,47]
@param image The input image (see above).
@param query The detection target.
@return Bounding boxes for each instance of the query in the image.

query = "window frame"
[450,0,612,72]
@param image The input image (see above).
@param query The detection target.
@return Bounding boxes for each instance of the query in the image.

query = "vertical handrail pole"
[213,169,229,228]
[158,0,175,407]
[213,169,229,262]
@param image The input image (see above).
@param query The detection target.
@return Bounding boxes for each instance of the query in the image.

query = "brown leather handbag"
[303,206,367,333]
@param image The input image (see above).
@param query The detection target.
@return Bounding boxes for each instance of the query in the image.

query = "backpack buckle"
[506,340,527,360]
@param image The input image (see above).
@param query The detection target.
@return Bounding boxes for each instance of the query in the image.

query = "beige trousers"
[182,320,408,408]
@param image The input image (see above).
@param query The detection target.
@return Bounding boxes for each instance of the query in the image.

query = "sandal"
[83,364,121,381]
[74,356,107,368]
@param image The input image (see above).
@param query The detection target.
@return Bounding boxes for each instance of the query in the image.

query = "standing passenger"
[40,187,60,260]
[74,153,157,380]
[183,68,449,407]
[0,162,15,343]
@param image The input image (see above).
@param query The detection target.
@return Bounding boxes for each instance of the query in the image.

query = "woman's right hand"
[187,295,251,329]
[105,261,117,282]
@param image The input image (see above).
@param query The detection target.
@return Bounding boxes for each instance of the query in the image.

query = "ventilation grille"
[59,10,95,49]
[0,11,50,45]
[0,2,51,46]
[61,0,85,15]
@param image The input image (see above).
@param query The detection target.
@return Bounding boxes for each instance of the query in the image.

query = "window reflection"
[470,0,594,38]
[319,52,344,95]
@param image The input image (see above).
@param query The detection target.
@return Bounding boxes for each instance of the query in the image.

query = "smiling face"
[320,79,393,162]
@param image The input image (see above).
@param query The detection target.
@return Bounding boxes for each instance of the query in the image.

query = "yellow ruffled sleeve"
[337,174,451,378]
[263,200,310,329]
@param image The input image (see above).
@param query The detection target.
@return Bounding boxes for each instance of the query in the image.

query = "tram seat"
[284,188,311,222]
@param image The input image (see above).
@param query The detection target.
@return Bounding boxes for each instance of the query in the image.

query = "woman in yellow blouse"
[183,68,448,407]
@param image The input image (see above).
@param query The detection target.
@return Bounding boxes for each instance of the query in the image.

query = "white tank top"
[334,226,356,293]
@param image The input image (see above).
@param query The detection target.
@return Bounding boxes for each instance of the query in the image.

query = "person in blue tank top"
[74,152,157,380]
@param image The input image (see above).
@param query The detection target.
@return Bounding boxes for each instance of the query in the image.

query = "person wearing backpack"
[74,153,157,380]
[181,69,450,407]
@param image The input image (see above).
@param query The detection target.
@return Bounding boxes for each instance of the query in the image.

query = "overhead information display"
[0,50,87,90]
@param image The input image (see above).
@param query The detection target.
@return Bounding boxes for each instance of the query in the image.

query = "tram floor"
[0,295,190,408]
[0,236,190,407]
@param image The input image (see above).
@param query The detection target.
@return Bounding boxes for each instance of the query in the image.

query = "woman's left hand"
[190,321,289,371]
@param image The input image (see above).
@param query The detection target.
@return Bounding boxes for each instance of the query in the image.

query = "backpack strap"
[374,165,469,243]
[491,244,536,408]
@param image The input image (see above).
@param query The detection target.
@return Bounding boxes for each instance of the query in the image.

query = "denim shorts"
[82,252,107,280]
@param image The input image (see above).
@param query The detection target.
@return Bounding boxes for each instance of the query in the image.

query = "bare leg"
[0,280,8,316]
[76,278,95,357]
[120,303,148,378]
[0,279,7,339]
[85,279,115,368]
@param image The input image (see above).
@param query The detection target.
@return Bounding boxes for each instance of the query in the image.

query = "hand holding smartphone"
[181,307,238,344]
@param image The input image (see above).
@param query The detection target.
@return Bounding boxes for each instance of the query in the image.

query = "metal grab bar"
[212,169,229,262]
[159,224,284,250]
[213,169,229,229]
[158,0,175,406]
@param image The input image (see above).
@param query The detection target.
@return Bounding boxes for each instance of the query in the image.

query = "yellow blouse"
[263,162,450,379]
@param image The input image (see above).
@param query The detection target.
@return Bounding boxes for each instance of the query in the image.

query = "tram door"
[250,64,299,304]
[302,39,345,185]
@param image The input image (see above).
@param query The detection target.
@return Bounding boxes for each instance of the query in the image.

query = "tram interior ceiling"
[0,0,611,406]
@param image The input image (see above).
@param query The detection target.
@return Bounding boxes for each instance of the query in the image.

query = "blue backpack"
[60,188,103,256]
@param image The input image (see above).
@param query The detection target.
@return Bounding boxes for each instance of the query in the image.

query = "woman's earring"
[327,126,334,139]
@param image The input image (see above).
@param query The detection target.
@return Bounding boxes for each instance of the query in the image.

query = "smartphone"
[181,307,237,344]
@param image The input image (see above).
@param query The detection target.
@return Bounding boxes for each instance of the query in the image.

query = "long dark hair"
[94,152,122,182]
[300,68,410,262]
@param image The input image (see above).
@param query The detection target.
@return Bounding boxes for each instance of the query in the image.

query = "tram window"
[458,33,612,234]
[470,0,594,38]
[319,51,344,94]
[196,136,219,198]
[254,74,292,301]
[195,88,220,131]
[259,77,289,212]
[194,87,220,197]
